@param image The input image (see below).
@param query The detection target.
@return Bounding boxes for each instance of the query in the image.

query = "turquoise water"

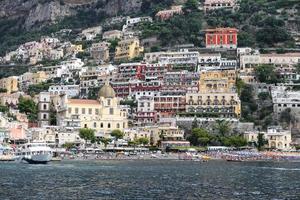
[0,160,299,199]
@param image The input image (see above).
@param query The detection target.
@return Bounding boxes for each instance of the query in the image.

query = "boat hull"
[22,154,53,164]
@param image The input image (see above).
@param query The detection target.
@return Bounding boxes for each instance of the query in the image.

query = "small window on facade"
[108,123,111,128]
[109,108,114,115]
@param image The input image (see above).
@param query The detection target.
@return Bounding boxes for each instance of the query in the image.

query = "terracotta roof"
[68,99,100,105]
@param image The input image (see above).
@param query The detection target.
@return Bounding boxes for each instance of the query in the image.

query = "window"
[94,122,97,128]
[75,108,79,114]
[43,114,47,119]
[100,123,103,128]
[43,104,47,110]
[107,99,111,106]
[82,108,85,114]
[68,108,72,114]
[117,123,120,128]
[95,109,99,115]
[109,108,114,115]
[108,123,111,128]
[89,108,92,114]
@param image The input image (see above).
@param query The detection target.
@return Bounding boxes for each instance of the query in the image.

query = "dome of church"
[98,81,116,98]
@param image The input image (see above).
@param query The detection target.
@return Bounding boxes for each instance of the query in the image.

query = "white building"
[144,49,199,65]
[122,16,152,31]
[240,53,300,71]
[81,26,102,41]
[49,85,80,98]
[271,85,300,118]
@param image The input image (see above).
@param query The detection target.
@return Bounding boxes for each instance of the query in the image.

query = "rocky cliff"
[0,0,142,29]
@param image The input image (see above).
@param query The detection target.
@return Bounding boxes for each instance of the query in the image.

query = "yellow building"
[114,38,144,61]
[186,70,241,118]
[0,76,18,94]
[60,82,128,137]
[32,71,48,84]
[199,70,236,93]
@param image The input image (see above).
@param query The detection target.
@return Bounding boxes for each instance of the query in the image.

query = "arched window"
[94,122,97,128]
[117,123,120,128]
[108,123,111,128]
[43,104,47,110]
[100,123,103,128]
[43,114,47,119]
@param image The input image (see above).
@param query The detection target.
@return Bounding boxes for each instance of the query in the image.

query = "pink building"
[156,6,183,20]
[9,125,27,142]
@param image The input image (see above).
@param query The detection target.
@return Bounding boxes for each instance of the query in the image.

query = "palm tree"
[214,120,231,137]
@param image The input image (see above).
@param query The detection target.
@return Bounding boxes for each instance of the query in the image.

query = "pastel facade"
[115,38,144,61]
[240,53,300,72]
[19,71,48,90]
[244,126,292,150]
[0,76,19,94]
[186,70,241,118]
[102,30,123,40]
[90,42,110,63]
[205,28,238,49]
[156,6,183,20]
[58,82,128,137]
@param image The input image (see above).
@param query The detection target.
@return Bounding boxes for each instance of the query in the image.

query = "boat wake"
[258,167,300,171]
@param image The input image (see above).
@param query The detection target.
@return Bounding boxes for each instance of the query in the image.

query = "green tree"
[183,0,199,13]
[256,133,268,151]
[223,135,247,147]
[99,137,111,149]
[255,65,279,84]
[110,129,124,140]
[137,137,150,146]
[236,78,245,96]
[18,96,38,122]
[0,105,9,113]
[0,88,7,93]
[214,120,231,137]
[62,143,76,150]
[258,92,270,101]
[79,128,95,143]
[188,128,211,146]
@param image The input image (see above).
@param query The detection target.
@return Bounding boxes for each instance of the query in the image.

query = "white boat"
[0,145,16,161]
[15,143,53,164]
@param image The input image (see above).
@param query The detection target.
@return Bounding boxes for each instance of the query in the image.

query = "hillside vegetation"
[0,0,299,56]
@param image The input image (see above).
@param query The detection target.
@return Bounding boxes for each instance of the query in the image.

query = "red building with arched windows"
[205,28,238,49]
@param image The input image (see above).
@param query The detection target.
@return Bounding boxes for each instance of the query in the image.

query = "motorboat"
[15,143,53,164]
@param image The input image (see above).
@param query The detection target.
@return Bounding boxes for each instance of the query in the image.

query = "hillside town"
[0,0,300,157]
